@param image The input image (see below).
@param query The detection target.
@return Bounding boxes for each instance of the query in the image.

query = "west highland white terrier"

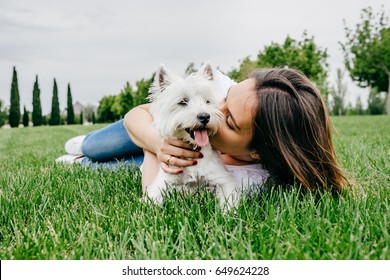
[145,63,240,211]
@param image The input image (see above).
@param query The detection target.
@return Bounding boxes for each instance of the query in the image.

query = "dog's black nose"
[197,113,210,125]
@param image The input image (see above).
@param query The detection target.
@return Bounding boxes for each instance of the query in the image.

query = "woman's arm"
[124,104,159,153]
[124,104,202,174]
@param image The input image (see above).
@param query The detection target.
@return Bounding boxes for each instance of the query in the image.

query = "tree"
[49,79,61,126]
[341,6,390,114]
[111,82,134,119]
[228,56,257,82]
[32,75,43,126]
[97,95,116,123]
[23,106,29,127]
[132,75,154,107]
[96,74,153,123]
[42,115,48,125]
[331,68,348,115]
[228,32,330,99]
[79,111,84,125]
[9,66,20,128]
[66,83,75,124]
[0,99,8,127]
[367,87,386,115]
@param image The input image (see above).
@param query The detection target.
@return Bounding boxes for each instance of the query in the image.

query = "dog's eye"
[178,98,189,106]
[206,100,210,104]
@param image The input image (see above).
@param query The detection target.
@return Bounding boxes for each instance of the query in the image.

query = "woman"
[57,68,348,194]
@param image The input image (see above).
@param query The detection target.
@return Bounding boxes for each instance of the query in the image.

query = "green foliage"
[132,75,154,107]
[9,67,20,128]
[32,75,43,126]
[67,84,75,125]
[42,115,47,125]
[367,88,386,115]
[0,117,389,259]
[111,82,134,119]
[228,56,257,82]
[97,95,117,123]
[96,75,154,123]
[22,106,29,127]
[0,99,8,127]
[341,6,390,113]
[258,33,329,85]
[228,33,330,100]
[49,79,61,126]
[345,96,366,116]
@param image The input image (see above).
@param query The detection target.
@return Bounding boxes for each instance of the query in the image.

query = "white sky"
[0,0,387,114]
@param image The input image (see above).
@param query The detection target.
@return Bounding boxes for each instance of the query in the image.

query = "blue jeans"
[80,119,144,169]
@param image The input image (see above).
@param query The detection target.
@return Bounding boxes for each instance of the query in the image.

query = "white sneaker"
[56,155,84,164]
[64,135,86,156]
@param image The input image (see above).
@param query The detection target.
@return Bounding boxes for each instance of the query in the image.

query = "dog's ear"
[156,64,173,92]
[198,61,214,81]
[148,64,174,101]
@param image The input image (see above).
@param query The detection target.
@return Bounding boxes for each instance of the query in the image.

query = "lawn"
[0,116,389,259]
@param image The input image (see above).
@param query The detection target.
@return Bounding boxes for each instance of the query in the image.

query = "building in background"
[73,101,84,115]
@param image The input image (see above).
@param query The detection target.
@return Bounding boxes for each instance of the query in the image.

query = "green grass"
[0,116,389,260]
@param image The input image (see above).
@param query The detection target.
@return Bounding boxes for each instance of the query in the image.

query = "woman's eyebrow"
[225,91,240,131]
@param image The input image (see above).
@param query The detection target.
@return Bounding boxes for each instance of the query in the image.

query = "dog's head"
[148,62,223,147]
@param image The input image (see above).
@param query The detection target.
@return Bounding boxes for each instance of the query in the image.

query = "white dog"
[145,63,240,211]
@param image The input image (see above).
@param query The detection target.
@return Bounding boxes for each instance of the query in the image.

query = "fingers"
[161,162,183,174]
[164,145,202,160]
[165,138,197,150]
[161,156,198,172]
[164,155,198,168]
[157,138,202,162]
[160,155,199,174]
[156,137,203,174]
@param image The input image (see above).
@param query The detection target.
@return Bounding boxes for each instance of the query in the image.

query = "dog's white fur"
[145,63,240,211]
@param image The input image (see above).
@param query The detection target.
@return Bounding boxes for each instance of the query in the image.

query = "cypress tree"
[9,66,20,128]
[32,75,43,126]
[23,106,29,127]
[49,79,61,126]
[80,111,84,125]
[66,83,75,124]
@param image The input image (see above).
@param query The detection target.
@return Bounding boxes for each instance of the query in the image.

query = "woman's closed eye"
[225,116,234,130]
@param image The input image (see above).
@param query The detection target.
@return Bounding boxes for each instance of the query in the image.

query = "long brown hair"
[249,68,348,194]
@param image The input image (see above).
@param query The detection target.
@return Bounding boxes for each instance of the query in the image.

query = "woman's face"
[210,78,257,156]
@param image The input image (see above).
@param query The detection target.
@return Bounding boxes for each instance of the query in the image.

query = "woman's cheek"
[211,128,234,154]
[210,130,225,151]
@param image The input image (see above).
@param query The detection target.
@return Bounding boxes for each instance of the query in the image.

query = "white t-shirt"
[215,70,269,191]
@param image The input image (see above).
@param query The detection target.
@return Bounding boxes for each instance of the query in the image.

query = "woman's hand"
[124,104,202,174]
[155,137,203,174]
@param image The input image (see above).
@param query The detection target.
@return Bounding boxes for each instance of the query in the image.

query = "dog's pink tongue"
[194,129,209,147]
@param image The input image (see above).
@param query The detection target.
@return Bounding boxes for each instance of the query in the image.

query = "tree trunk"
[387,75,390,115]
